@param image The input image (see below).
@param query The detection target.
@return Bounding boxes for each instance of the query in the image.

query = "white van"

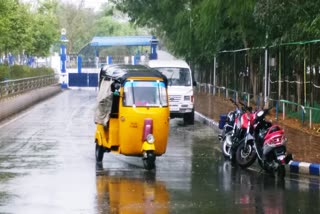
[148,60,195,124]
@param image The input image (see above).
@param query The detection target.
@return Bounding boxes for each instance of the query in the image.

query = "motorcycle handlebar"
[229,98,239,108]
[229,98,253,112]
[238,100,252,112]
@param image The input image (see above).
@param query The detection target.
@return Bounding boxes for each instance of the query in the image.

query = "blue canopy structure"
[77,35,158,66]
[69,36,159,87]
[89,36,158,47]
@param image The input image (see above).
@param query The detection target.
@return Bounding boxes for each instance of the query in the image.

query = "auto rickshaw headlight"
[146,134,155,144]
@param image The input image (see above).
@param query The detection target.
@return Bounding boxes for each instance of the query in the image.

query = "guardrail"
[196,82,320,130]
[0,75,59,99]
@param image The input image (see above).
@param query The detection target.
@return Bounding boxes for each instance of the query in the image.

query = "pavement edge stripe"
[310,163,320,176]
[289,161,300,174]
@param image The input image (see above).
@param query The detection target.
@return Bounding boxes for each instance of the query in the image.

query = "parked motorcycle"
[218,99,240,159]
[229,100,257,166]
[219,99,256,166]
[236,107,293,178]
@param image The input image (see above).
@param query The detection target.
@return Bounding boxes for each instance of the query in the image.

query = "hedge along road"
[0,89,320,213]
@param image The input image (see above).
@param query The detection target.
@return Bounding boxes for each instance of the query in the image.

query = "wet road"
[0,90,320,213]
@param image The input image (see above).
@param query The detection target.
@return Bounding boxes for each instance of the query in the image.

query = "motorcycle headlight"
[146,134,155,144]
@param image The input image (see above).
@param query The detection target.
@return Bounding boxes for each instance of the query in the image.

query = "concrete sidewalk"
[194,92,320,176]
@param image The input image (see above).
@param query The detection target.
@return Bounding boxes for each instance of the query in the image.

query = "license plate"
[277,155,285,161]
[170,106,179,111]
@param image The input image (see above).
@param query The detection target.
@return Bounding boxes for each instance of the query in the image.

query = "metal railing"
[196,82,320,129]
[0,75,59,99]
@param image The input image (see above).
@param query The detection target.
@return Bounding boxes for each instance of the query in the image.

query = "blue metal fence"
[68,73,98,87]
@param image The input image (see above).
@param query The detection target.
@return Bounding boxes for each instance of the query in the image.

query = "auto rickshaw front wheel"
[95,142,105,162]
[143,151,156,170]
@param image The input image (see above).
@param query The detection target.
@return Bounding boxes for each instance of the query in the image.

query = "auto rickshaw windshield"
[123,80,168,107]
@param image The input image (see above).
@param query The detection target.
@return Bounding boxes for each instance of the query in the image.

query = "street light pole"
[264,0,269,108]
[60,28,68,89]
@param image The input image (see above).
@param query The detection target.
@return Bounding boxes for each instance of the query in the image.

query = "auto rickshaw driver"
[94,65,124,127]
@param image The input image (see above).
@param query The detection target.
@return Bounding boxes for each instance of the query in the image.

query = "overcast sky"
[65,0,109,11]
[22,0,109,11]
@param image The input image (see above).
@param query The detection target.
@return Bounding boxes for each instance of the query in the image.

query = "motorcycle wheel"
[277,165,286,179]
[143,151,156,170]
[235,141,257,168]
[95,142,105,163]
[258,159,267,170]
[221,138,232,159]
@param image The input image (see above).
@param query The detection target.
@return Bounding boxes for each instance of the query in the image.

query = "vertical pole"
[264,47,268,108]
[213,56,216,95]
[276,100,278,121]
[60,28,68,89]
[283,102,285,120]
[278,47,281,100]
[301,106,305,125]
[150,36,158,60]
[310,109,312,129]
[304,45,307,106]
[95,47,99,68]
[233,52,236,91]
[77,56,82,73]
[236,92,239,103]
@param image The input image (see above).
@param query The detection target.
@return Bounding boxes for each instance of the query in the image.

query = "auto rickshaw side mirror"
[111,82,121,92]
[114,81,121,89]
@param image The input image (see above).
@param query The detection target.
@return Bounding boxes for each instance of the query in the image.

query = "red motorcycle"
[236,108,292,178]
[228,100,257,166]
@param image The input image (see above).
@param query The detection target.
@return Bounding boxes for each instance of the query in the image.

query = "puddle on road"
[0,172,19,207]
[95,170,170,214]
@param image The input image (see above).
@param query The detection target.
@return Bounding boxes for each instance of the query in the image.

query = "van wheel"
[95,142,105,163]
[183,110,194,125]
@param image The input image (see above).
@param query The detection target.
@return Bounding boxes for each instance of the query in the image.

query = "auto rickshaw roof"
[103,64,167,85]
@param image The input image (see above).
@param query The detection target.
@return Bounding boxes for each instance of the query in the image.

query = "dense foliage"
[111,0,320,64]
[0,0,146,59]
[56,2,147,54]
[0,65,55,81]
[0,0,59,58]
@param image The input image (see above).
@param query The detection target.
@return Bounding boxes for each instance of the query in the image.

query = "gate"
[68,73,98,87]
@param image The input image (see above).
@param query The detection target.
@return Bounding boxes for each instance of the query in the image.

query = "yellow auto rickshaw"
[94,64,170,170]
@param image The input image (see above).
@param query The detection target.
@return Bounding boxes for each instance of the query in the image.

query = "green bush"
[0,66,9,81]
[0,65,54,81]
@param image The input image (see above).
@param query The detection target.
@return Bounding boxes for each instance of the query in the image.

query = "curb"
[289,161,320,176]
[195,111,320,176]
[0,85,62,122]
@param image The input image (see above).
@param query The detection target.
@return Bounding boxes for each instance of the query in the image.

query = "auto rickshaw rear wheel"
[143,151,156,170]
[95,142,105,162]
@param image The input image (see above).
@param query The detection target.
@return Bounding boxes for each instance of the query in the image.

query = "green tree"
[94,5,143,37]
[56,1,96,54]
[27,0,60,56]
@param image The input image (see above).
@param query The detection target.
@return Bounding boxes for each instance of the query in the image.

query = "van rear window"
[155,67,191,86]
